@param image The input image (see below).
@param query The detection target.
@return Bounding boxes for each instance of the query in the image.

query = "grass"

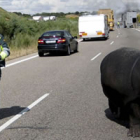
[7,45,37,60]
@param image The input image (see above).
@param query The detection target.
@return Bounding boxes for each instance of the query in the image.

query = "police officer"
[0,34,10,78]
[117,21,120,28]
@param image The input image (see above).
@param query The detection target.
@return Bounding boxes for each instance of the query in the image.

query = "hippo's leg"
[109,99,121,118]
[102,84,125,118]
[128,102,140,137]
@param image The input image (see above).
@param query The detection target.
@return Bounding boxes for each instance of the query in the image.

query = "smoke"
[96,0,140,13]
[125,2,140,12]
[91,0,140,20]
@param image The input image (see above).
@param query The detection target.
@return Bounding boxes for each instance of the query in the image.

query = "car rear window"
[43,31,64,37]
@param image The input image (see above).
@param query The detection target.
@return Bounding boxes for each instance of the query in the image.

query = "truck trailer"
[78,15,109,41]
[122,12,137,28]
[98,9,114,30]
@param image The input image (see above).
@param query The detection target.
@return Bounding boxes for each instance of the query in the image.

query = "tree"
[137,15,140,23]
[75,11,79,15]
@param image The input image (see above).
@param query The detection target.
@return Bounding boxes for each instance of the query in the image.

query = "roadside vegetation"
[137,14,140,23]
[0,7,79,60]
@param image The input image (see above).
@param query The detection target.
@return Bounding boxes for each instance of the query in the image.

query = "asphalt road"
[0,28,140,140]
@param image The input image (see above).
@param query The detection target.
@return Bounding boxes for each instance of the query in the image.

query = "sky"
[0,0,140,15]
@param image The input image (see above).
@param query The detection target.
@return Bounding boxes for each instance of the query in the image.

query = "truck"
[122,12,137,28]
[98,9,114,30]
[78,15,109,41]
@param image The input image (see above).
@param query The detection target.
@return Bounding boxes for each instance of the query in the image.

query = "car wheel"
[104,36,108,40]
[83,38,86,41]
[75,43,78,52]
[38,51,44,57]
[66,46,71,55]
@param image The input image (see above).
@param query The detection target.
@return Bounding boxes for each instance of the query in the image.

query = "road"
[0,28,140,140]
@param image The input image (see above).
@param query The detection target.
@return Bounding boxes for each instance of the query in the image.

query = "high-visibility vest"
[0,34,10,67]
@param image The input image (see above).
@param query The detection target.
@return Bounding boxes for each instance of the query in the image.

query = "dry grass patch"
[65,14,79,19]
[7,46,37,60]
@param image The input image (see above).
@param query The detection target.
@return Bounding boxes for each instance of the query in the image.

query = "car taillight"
[38,39,44,44]
[57,38,66,43]
[102,33,105,35]
[79,32,86,37]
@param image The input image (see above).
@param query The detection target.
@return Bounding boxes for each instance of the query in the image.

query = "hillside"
[0,7,18,20]
[0,7,9,14]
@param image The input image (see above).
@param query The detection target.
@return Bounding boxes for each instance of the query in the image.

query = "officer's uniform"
[0,34,10,78]
[117,22,120,28]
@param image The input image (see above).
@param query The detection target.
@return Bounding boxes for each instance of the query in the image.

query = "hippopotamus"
[100,47,140,137]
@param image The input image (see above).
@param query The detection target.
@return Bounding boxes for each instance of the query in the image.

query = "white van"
[78,15,109,40]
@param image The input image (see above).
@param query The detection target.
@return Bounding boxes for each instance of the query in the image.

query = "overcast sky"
[0,0,140,15]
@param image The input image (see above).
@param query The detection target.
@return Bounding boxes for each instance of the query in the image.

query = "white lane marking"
[110,41,114,45]
[0,93,49,133]
[91,53,102,61]
[133,28,140,32]
[2,55,38,69]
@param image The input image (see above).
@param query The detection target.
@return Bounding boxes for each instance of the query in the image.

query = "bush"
[138,15,140,23]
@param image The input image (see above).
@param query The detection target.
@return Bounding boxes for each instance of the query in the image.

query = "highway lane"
[0,29,140,139]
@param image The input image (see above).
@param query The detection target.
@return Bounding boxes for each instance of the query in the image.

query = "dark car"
[37,30,78,56]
